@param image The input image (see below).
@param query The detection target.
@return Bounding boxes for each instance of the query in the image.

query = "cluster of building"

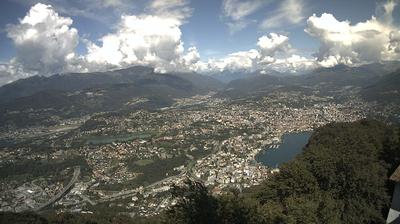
[0,91,382,216]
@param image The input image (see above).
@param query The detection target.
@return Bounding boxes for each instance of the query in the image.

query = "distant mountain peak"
[111,65,154,74]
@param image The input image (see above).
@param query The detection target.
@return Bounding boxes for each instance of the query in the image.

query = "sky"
[0,0,399,85]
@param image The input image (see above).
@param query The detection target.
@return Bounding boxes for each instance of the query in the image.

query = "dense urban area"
[1,88,396,217]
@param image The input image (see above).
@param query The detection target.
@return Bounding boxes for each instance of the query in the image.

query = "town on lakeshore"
[1,90,393,217]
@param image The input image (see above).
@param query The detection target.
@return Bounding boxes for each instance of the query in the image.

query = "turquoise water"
[256,132,312,168]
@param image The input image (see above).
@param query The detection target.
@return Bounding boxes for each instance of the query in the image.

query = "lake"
[255,132,312,168]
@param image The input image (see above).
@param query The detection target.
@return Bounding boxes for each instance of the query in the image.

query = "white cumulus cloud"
[305,11,400,67]
[4,0,400,86]
[0,61,37,85]
[390,30,400,53]
[182,46,200,66]
[269,54,317,73]
[199,33,315,73]
[206,49,261,72]
[83,0,197,73]
[6,3,79,74]
[85,14,202,73]
[257,33,291,57]
[1,1,200,85]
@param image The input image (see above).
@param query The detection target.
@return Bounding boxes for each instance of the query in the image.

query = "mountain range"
[0,66,223,127]
[218,62,400,98]
[0,66,224,103]
[1,62,399,127]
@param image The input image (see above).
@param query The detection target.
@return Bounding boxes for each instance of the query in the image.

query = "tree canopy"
[2,120,399,224]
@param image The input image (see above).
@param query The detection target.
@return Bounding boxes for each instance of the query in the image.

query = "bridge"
[31,166,80,212]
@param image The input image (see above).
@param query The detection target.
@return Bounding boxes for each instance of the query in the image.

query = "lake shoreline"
[255,131,313,168]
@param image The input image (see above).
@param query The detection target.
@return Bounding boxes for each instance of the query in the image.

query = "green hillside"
[2,119,399,223]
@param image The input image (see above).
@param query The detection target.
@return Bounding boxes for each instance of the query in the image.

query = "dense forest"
[1,119,399,224]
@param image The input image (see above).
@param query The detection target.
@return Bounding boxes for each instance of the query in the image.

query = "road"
[74,151,214,205]
[31,166,80,212]
[96,172,184,203]
[94,149,218,204]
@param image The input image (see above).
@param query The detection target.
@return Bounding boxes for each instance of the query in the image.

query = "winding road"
[31,166,80,212]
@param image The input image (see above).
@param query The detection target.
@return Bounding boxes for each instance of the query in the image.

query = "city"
[0,90,388,216]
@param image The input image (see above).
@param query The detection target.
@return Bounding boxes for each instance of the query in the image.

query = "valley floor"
[0,91,398,216]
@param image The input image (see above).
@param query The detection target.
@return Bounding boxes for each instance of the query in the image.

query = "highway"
[96,172,184,203]
[93,151,215,204]
[31,166,80,212]
[70,153,209,206]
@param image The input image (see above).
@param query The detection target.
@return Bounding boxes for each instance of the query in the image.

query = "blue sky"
[0,0,388,60]
[0,0,399,84]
